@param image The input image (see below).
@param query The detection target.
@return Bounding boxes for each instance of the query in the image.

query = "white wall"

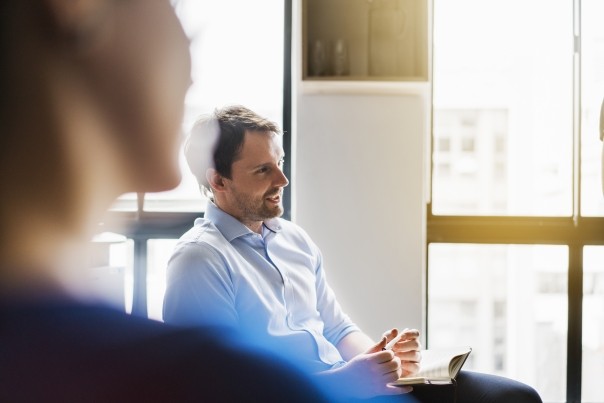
[292,89,428,340]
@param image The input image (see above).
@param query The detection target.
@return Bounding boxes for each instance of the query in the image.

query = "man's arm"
[335,330,375,360]
[302,232,417,397]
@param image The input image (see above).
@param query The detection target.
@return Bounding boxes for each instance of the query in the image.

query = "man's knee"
[456,371,542,403]
[494,383,542,403]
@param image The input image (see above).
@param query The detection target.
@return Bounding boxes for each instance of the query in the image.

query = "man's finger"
[395,338,422,352]
[382,328,399,344]
[400,328,420,339]
[367,336,388,353]
[396,350,422,362]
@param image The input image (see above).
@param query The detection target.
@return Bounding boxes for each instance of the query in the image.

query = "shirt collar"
[263,217,282,233]
[205,202,282,242]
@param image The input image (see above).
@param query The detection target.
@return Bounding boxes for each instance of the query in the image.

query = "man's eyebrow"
[250,161,274,170]
[250,156,285,171]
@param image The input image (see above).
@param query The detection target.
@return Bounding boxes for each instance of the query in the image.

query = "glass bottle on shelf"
[333,39,348,76]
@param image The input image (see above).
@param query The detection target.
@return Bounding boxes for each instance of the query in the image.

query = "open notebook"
[390,346,472,386]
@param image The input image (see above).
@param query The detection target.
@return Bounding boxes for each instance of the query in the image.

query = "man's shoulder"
[177,217,230,253]
[182,216,222,240]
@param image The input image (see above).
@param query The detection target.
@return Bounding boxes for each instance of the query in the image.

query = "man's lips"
[266,192,281,203]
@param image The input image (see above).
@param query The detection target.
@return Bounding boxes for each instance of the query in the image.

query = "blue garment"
[163,202,360,374]
[0,295,330,402]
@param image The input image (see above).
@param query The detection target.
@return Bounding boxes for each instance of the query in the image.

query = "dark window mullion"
[567,2,582,401]
[282,0,292,221]
[567,244,583,403]
[131,238,148,318]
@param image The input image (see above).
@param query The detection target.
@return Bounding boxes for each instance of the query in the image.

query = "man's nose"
[275,168,289,188]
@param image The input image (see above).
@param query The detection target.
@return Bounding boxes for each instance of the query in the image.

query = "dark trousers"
[411,381,457,403]
[360,371,542,403]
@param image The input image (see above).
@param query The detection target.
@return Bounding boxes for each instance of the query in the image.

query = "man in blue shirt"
[163,105,542,403]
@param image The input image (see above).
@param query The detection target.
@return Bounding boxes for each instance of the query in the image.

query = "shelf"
[299,79,430,96]
[302,0,429,82]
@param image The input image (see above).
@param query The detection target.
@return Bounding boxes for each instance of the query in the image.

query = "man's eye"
[257,167,269,174]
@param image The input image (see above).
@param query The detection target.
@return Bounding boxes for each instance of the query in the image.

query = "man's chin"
[272,206,284,218]
[262,204,284,219]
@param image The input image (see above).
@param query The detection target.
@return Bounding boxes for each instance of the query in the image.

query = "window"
[97,0,287,319]
[580,0,604,217]
[582,246,604,402]
[429,1,604,402]
[437,137,451,152]
[428,244,568,399]
[460,136,475,153]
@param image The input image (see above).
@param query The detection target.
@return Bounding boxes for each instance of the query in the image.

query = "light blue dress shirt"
[163,202,359,373]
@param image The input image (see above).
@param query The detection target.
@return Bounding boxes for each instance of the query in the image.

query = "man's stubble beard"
[233,188,284,222]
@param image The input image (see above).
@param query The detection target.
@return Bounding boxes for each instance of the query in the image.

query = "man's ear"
[206,169,227,193]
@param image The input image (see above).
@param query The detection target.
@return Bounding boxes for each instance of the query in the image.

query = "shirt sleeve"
[312,243,360,347]
[162,241,239,330]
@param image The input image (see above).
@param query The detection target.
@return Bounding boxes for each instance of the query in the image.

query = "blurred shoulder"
[0,299,329,402]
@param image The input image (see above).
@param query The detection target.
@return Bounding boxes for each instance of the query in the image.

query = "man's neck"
[212,201,263,234]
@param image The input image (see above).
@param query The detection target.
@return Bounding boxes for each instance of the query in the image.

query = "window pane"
[90,233,134,314]
[428,244,567,402]
[144,0,285,212]
[582,246,604,402]
[147,239,178,321]
[143,150,206,212]
[432,0,573,216]
[581,0,604,217]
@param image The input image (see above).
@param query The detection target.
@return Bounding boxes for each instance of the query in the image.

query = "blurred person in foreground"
[163,105,543,403]
[0,1,330,401]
